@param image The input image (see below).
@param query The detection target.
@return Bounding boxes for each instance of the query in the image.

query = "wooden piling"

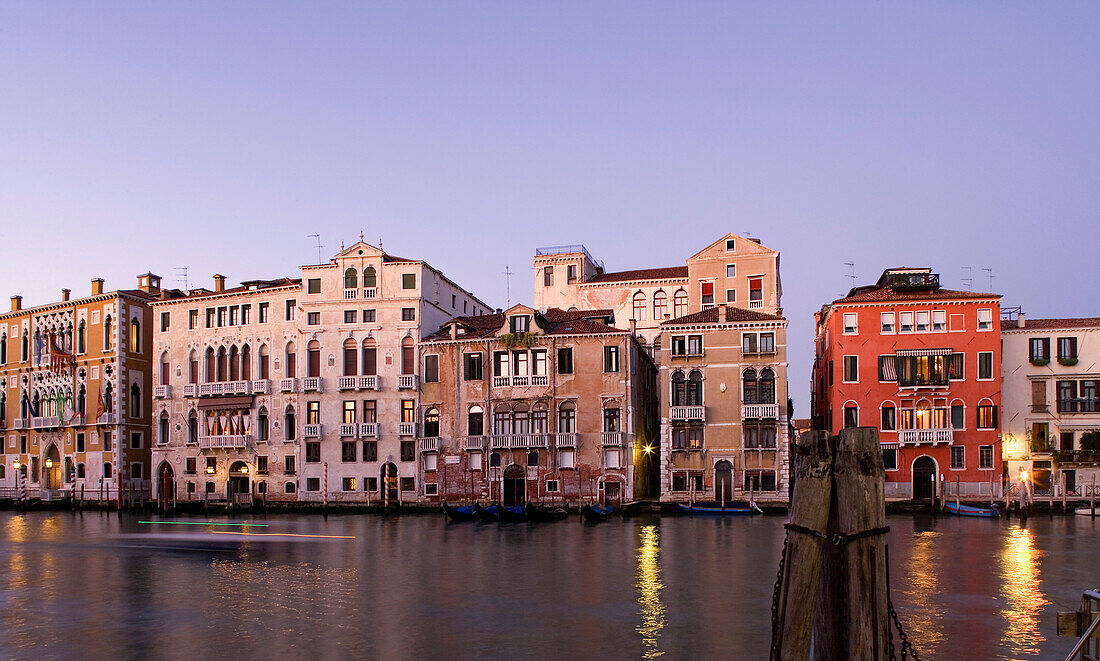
[1092,475,1096,518]
[775,430,834,661]
[813,427,889,660]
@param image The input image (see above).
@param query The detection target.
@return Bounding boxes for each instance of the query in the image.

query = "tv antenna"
[173,266,189,291]
[961,267,973,292]
[307,234,324,265]
[843,262,856,289]
[983,267,994,291]
[502,264,514,306]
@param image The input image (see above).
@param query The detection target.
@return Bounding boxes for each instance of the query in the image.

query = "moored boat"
[1075,507,1099,517]
[527,504,569,522]
[474,503,501,522]
[945,502,999,518]
[678,502,761,516]
[582,503,612,523]
[498,504,528,522]
[442,502,477,522]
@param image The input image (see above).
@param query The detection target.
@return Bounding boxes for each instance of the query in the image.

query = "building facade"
[417,305,659,505]
[812,268,1003,500]
[659,305,790,504]
[1,276,155,501]
[149,241,491,505]
[1002,315,1100,493]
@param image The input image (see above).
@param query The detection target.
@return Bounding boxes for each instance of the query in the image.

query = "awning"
[895,348,951,357]
[197,396,254,410]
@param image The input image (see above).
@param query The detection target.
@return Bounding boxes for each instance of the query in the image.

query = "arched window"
[216,347,227,382]
[187,410,198,444]
[344,267,358,289]
[362,266,377,288]
[159,411,170,445]
[130,383,141,418]
[229,345,240,381]
[307,340,321,377]
[257,344,269,379]
[401,337,414,375]
[241,344,251,381]
[742,369,758,405]
[424,407,440,437]
[361,337,377,375]
[527,450,539,467]
[284,405,296,441]
[285,342,297,378]
[77,322,85,354]
[513,403,530,435]
[1,333,8,364]
[160,352,170,386]
[653,291,667,320]
[673,289,688,318]
[759,368,775,404]
[531,404,548,433]
[204,347,215,382]
[257,406,269,441]
[490,451,501,468]
[558,401,576,434]
[77,385,86,415]
[130,318,140,353]
[343,338,358,377]
[671,371,686,407]
[187,349,198,384]
[632,292,647,321]
[880,402,896,431]
[468,405,484,436]
[687,370,703,406]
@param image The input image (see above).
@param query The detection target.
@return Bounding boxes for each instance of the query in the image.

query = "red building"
[811,268,1002,500]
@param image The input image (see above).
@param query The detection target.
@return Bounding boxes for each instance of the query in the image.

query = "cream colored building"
[1002,315,1100,494]
[150,240,491,505]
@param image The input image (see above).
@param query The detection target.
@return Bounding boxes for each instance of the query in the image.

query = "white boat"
[1075,507,1099,516]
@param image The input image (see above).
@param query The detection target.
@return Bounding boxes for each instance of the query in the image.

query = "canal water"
[0,510,1096,660]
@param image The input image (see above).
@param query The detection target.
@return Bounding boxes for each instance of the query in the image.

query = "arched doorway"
[715,460,734,504]
[381,462,398,503]
[913,456,936,500]
[227,461,250,503]
[503,464,526,506]
[43,444,61,491]
[158,462,174,509]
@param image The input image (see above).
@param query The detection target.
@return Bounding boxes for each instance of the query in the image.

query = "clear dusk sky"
[2,2,1098,410]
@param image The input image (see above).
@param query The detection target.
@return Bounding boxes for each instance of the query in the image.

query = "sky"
[2,2,1098,410]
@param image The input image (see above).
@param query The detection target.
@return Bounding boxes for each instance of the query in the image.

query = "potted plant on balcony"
[1030,356,1050,366]
[1058,357,1079,367]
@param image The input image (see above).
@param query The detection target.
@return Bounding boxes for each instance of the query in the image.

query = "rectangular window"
[103,431,112,452]
[307,312,320,325]
[749,278,762,304]
[344,310,356,324]
[950,446,965,470]
[1031,380,1047,410]
[687,335,703,355]
[362,401,376,423]
[880,313,894,334]
[362,309,376,322]
[759,332,775,353]
[256,456,268,474]
[604,345,620,373]
[545,479,559,493]
[343,401,356,424]
[307,401,320,425]
[399,477,414,492]
[285,300,296,321]
[188,309,198,330]
[725,263,736,278]
[342,477,356,491]
[512,350,528,379]
[1057,337,1078,361]
[951,404,964,430]
[979,445,994,469]
[468,451,483,471]
[463,353,484,381]
[258,302,269,323]
[1030,337,1050,362]
[76,433,86,452]
[543,266,553,287]
[362,441,377,462]
[205,308,215,328]
[284,455,295,474]
[977,404,998,429]
[130,432,142,449]
[306,477,320,491]
[307,278,321,294]
[401,400,415,423]
[402,273,416,289]
[671,336,686,356]
[1057,380,1078,413]
[567,264,577,283]
[532,349,548,375]
[305,442,321,463]
[185,457,196,474]
[742,333,757,354]
[978,352,993,380]
[216,307,227,327]
[932,310,946,332]
[701,282,714,307]
[364,476,378,492]
[342,441,357,462]
[842,355,858,382]
[882,448,898,471]
[878,355,897,381]
[843,313,858,335]
[899,311,914,333]
[241,304,251,325]
[557,348,573,374]
[229,306,239,326]
[726,239,736,251]
[400,441,415,462]
[402,308,415,322]
[509,315,529,333]
[949,353,964,380]
[160,312,170,332]
[424,355,439,383]
[558,448,575,469]
[977,308,993,331]
[725,289,736,303]
[493,351,510,377]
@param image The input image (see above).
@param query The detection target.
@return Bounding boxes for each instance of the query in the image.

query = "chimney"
[718,305,727,323]
[450,323,458,340]
[91,278,104,295]
[1017,312,1026,329]
[61,288,71,302]
[629,318,637,335]
[213,274,226,292]
[10,295,22,312]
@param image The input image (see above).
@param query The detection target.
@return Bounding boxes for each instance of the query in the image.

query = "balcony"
[302,377,322,393]
[97,413,116,425]
[65,413,85,427]
[1055,450,1100,465]
[530,375,549,386]
[338,376,358,391]
[511,376,529,387]
[1031,404,1048,413]
[527,434,549,448]
[339,423,358,437]
[554,433,577,448]
[601,432,628,447]
[303,424,323,438]
[251,379,270,394]
[420,437,440,452]
[358,423,379,438]
[464,436,486,450]
[279,378,298,393]
[492,376,510,388]
[227,380,250,395]
[358,375,379,390]
[154,385,171,399]
[397,375,418,391]
[362,287,377,299]
[898,428,953,445]
[199,381,250,396]
[742,403,779,420]
[490,435,509,449]
[32,416,60,429]
[198,435,251,449]
[11,417,27,429]
[670,405,705,421]
[343,288,358,300]
[749,301,763,309]
[398,422,416,436]
[183,384,197,397]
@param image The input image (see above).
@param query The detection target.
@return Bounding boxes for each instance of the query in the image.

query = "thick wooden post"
[814,427,888,660]
[775,430,834,661]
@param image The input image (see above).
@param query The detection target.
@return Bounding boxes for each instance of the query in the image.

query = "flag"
[49,330,74,374]
[34,331,43,367]
[95,382,106,421]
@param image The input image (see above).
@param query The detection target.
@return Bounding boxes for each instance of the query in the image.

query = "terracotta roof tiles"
[662,305,783,326]
[833,287,999,304]
[586,266,688,284]
[1016,317,1100,330]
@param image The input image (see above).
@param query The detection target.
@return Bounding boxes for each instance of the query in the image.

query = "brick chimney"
[61,288,71,302]
[213,274,226,292]
[10,295,22,312]
[718,305,727,323]
[1017,312,1026,329]
[91,278,104,295]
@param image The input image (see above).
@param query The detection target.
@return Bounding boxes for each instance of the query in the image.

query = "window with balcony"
[363,267,377,288]
[742,368,776,405]
[749,278,763,307]
[401,400,415,424]
[424,407,440,437]
[701,282,714,308]
[361,338,377,375]
[468,406,484,436]
[880,313,895,334]
[307,340,321,377]
[344,268,358,290]
[306,401,320,425]
[532,349,547,376]
[895,354,949,387]
[558,401,576,433]
[363,400,376,423]
[512,350,529,377]
[843,313,857,335]
[343,401,356,424]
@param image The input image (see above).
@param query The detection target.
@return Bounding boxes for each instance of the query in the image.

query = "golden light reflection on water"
[635,524,665,659]
[900,531,946,656]
[999,526,1048,656]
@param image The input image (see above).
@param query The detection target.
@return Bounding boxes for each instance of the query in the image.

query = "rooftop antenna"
[983,267,994,292]
[359,229,364,243]
[307,234,324,265]
[843,262,856,289]
[502,264,514,306]
[961,267,973,292]
[173,266,189,291]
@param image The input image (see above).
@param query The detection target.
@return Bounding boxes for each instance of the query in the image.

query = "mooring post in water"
[775,430,834,661]
[1092,475,1096,517]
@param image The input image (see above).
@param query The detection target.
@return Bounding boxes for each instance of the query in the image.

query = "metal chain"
[888,595,920,660]
[769,529,790,661]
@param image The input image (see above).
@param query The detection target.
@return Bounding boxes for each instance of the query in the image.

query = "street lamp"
[12,461,20,471]
[45,458,53,469]
[205,466,215,474]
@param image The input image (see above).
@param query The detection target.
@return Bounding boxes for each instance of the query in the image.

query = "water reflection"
[1000,526,1048,656]
[899,531,945,656]
[635,524,665,659]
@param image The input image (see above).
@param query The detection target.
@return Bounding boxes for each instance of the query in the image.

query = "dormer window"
[510,315,529,333]
[726,239,736,252]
